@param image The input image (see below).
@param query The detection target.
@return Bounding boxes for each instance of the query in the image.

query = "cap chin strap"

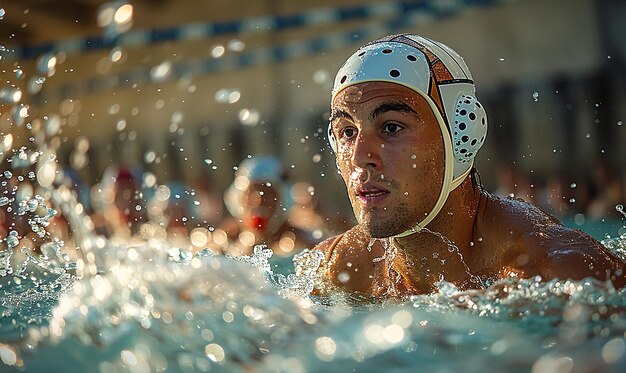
[391,89,464,239]
[392,164,471,238]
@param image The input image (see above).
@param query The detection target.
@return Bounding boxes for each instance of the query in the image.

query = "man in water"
[217,155,318,257]
[314,34,625,298]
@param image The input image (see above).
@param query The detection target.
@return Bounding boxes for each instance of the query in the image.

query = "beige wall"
[1,0,624,220]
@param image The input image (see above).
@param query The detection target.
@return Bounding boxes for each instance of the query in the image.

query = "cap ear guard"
[328,123,336,153]
[452,94,487,166]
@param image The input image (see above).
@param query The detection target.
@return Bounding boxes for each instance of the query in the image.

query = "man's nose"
[351,131,380,171]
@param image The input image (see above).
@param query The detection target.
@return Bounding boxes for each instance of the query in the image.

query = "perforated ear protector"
[328,34,488,236]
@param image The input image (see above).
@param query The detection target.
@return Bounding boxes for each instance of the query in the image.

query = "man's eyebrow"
[329,108,353,123]
[370,101,419,121]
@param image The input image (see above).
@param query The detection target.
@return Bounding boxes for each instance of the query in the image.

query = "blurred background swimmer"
[214,155,321,257]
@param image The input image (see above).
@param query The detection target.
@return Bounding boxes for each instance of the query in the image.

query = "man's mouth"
[356,185,390,205]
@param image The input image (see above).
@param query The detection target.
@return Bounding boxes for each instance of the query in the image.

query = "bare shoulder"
[312,226,369,262]
[475,192,625,287]
[312,226,386,294]
[312,234,343,258]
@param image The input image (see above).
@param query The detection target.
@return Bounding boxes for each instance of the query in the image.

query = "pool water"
[0,232,625,373]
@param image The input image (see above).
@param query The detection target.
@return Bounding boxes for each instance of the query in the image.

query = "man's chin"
[361,221,404,239]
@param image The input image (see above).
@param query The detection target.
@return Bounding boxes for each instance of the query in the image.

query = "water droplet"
[37,162,56,188]
[618,121,623,126]
[110,47,125,63]
[44,115,61,137]
[6,235,18,249]
[0,88,22,104]
[214,88,240,104]
[0,8,5,20]
[114,4,134,24]
[211,44,225,58]
[238,108,260,126]
[36,53,57,75]
[12,104,29,126]
[313,69,329,85]
[116,119,127,131]
[574,213,586,225]
[150,61,172,82]
[227,39,245,52]
[28,76,46,94]
[499,57,505,62]
[570,183,577,189]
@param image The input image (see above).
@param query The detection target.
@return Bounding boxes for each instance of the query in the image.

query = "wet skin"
[314,82,625,298]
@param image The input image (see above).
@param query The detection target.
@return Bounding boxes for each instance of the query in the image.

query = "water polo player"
[313,34,625,297]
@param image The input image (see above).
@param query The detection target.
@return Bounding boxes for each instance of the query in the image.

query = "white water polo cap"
[329,34,488,235]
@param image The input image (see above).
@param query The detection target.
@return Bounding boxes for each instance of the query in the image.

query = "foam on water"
[1,229,626,372]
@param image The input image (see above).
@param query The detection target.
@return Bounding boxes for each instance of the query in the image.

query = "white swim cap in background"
[224,155,291,218]
[328,34,488,235]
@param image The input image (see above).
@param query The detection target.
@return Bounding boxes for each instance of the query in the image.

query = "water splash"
[419,227,484,287]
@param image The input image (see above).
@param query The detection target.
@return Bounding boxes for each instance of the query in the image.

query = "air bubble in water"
[532,92,539,102]
[0,8,5,20]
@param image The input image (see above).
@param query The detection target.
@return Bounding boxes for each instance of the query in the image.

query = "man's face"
[330,82,445,237]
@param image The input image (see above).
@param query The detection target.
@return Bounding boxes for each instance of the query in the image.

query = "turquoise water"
[0,233,625,372]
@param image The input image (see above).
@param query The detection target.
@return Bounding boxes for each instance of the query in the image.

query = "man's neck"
[390,177,481,290]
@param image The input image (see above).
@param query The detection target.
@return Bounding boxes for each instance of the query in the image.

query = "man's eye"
[383,122,403,134]
[341,127,357,139]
